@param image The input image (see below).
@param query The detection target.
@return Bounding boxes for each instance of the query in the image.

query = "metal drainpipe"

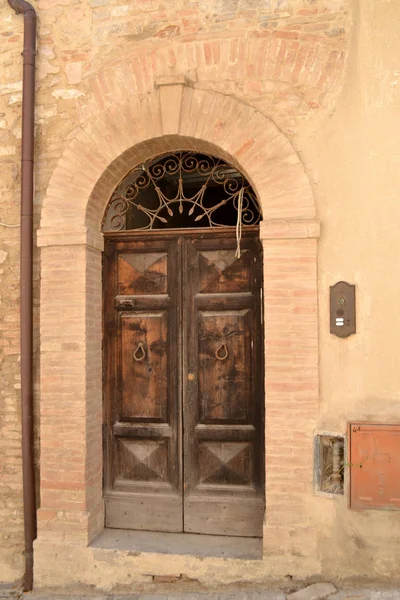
[7,0,37,592]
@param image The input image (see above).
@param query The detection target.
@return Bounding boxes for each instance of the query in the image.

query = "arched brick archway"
[39,85,315,236]
[36,84,320,572]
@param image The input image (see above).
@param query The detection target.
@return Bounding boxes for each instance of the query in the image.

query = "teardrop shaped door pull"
[133,341,146,362]
[215,342,228,361]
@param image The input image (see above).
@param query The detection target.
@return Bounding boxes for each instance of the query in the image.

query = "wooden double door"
[103,227,264,537]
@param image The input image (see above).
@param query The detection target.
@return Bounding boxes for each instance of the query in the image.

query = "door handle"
[133,341,146,362]
[215,342,228,361]
[187,373,195,381]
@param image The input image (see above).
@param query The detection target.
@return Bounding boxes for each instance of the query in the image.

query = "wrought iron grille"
[102,152,261,233]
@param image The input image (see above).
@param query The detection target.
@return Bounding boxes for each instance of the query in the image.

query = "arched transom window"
[102,151,261,233]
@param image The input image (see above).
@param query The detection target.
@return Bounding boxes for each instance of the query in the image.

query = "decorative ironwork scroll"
[102,152,261,236]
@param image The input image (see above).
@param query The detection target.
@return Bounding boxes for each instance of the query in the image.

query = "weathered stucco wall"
[1,0,400,588]
[300,0,400,579]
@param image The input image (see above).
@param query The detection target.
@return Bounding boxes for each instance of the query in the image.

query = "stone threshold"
[91,529,263,560]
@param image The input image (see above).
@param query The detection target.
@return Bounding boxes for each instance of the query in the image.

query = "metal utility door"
[103,227,264,537]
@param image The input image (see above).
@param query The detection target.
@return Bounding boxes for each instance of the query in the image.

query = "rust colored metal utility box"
[348,422,400,510]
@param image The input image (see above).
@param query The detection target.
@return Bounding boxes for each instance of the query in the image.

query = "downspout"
[7,0,37,592]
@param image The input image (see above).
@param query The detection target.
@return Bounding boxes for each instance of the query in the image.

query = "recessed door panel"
[198,441,254,486]
[118,252,168,295]
[198,309,252,423]
[198,248,251,293]
[120,311,168,421]
[116,438,170,484]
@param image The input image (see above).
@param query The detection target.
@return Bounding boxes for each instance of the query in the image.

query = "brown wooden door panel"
[104,238,182,532]
[194,423,256,441]
[198,309,253,423]
[197,440,255,487]
[104,228,264,537]
[105,494,182,532]
[198,248,252,293]
[117,251,168,295]
[114,437,170,487]
[184,496,264,537]
[119,311,169,421]
[182,233,264,537]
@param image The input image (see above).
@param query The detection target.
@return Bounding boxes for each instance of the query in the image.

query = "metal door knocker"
[215,342,229,361]
[133,341,146,362]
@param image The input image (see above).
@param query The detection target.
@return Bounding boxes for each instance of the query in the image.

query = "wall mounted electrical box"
[330,281,356,338]
[348,422,400,510]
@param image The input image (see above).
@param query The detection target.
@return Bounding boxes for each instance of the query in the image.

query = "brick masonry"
[35,84,320,582]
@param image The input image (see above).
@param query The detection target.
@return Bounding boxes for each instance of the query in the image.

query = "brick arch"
[39,86,315,243]
[36,84,320,572]
[79,30,349,126]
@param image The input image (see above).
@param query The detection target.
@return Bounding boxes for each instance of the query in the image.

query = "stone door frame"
[36,83,320,558]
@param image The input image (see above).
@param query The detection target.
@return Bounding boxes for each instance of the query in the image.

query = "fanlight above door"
[102,152,261,233]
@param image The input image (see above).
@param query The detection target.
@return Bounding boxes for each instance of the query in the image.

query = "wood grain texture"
[120,311,168,420]
[198,309,251,423]
[118,252,168,295]
[198,249,251,293]
[104,228,264,536]
[104,238,182,532]
[184,496,264,537]
[183,232,264,537]
[105,494,182,532]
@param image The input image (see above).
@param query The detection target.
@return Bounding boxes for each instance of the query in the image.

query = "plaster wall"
[299,0,400,579]
[1,0,400,588]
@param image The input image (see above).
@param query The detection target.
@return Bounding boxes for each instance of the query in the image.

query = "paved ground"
[2,585,400,600]
[11,588,400,600]
[330,591,400,600]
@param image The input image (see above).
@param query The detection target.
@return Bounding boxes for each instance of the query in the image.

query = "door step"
[92,529,262,560]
